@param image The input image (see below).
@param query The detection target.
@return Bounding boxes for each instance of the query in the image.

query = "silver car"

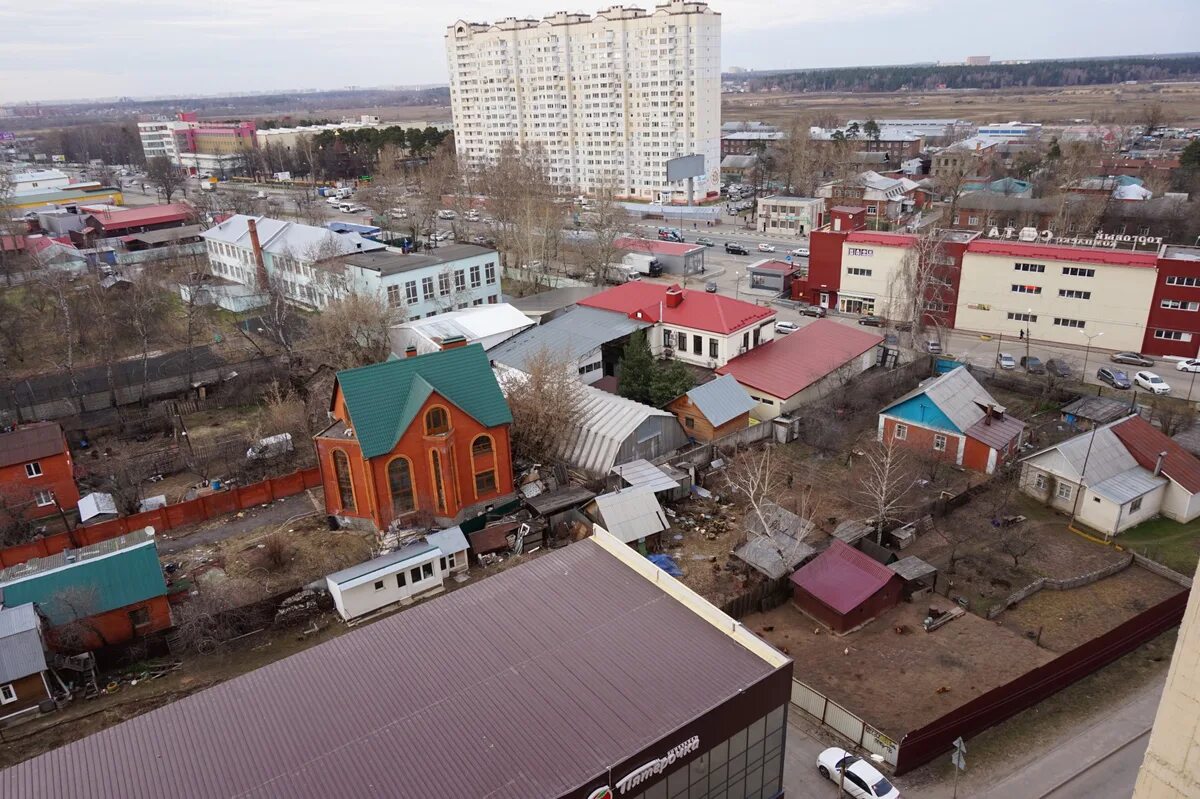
[996,352,1016,370]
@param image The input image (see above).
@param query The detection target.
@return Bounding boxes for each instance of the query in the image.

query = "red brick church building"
[314,341,515,530]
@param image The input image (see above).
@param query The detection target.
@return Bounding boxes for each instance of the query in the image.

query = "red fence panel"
[894,589,1189,774]
[0,469,320,569]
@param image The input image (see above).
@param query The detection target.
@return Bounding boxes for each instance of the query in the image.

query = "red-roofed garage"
[790,540,903,634]
[614,236,707,276]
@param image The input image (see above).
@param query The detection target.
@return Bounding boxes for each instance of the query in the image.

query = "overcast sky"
[1,0,1197,103]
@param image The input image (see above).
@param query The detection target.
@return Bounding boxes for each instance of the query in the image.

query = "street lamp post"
[734,272,740,302]
[1024,309,1032,367]
[1081,331,1104,386]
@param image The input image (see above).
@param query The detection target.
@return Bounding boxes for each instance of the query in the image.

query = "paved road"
[1042,730,1149,799]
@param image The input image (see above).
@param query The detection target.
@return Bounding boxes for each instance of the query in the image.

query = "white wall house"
[344,244,503,320]
[756,196,825,237]
[325,527,469,622]
[11,169,70,195]
[445,1,721,200]
[389,303,534,357]
[137,120,189,163]
[1019,415,1200,536]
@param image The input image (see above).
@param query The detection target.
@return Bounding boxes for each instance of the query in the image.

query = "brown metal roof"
[0,539,780,799]
[790,539,899,615]
[0,423,67,469]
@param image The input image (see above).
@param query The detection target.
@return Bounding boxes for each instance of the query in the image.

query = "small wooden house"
[666,375,755,442]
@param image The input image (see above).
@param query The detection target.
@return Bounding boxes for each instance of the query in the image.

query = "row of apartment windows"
[1011,263,1095,278]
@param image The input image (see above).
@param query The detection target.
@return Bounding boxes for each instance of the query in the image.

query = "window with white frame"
[1012,284,1042,294]
[470,265,482,288]
[373,580,385,591]
[34,490,54,507]
[933,434,947,452]
[1130,497,1143,513]
[1007,312,1037,323]
[1160,299,1200,311]
[1054,317,1085,329]
[1154,330,1193,342]
[894,423,908,441]
[25,462,42,478]
[1166,276,1200,287]
[1062,267,1095,278]
[1059,289,1091,300]
[847,267,872,276]
[1014,263,1045,273]
[1057,483,1073,500]
[0,683,15,704]
[1034,473,1048,491]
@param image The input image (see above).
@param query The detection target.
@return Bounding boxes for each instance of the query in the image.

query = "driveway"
[157,490,320,555]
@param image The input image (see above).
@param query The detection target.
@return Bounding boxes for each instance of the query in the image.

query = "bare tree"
[1140,100,1166,137]
[48,586,117,652]
[854,438,916,543]
[479,142,566,282]
[304,292,398,370]
[496,350,585,464]
[1151,397,1196,437]
[997,523,1037,568]
[580,179,631,286]
[356,142,406,238]
[145,155,186,203]
[721,444,816,571]
[887,228,955,344]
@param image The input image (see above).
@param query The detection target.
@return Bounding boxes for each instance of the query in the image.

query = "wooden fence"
[718,575,790,620]
[0,467,322,568]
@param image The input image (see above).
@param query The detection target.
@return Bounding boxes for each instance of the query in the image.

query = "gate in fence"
[790,680,898,767]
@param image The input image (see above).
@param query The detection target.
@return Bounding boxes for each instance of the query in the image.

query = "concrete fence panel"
[861,724,900,767]
[790,680,828,721]
[824,700,866,745]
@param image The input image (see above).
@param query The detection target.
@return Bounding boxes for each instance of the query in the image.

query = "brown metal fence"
[893,587,1189,774]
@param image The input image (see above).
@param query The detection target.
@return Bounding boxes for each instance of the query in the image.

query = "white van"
[437,209,457,220]
[246,433,294,460]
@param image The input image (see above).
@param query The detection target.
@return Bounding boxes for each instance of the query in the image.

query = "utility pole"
[1081,330,1103,387]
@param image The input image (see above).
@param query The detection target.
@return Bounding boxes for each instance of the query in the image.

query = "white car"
[437,209,457,220]
[996,352,1016,370]
[758,243,776,252]
[816,748,900,799]
[1175,358,1200,373]
[790,246,810,258]
[325,195,342,205]
[1135,370,1171,394]
[776,321,800,335]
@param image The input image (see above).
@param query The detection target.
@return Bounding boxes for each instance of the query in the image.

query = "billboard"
[665,154,705,182]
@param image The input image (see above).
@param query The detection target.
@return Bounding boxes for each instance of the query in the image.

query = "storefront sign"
[847,247,874,257]
[984,226,1163,250]
[613,736,701,795]
[587,789,614,799]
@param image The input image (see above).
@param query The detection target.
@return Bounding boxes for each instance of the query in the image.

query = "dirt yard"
[663,496,759,606]
[745,601,1055,738]
[996,565,1185,653]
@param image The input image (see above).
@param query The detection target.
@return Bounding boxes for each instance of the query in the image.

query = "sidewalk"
[917,674,1165,799]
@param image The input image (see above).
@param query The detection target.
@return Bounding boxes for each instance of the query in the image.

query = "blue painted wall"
[882,394,960,433]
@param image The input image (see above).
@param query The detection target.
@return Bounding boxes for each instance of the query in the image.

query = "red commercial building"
[1143,245,1200,357]
[0,422,79,523]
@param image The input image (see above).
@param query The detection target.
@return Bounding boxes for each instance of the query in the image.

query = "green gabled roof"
[0,534,167,626]
[336,343,512,459]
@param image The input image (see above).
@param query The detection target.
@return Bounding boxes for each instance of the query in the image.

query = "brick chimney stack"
[405,345,418,358]
[246,218,270,290]
[664,285,684,308]
[439,335,468,351]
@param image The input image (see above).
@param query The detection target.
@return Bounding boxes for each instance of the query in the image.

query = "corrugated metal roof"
[0,530,166,625]
[734,504,816,580]
[717,320,882,399]
[590,489,668,543]
[882,367,1000,433]
[0,538,781,799]
[611,459,680,494]
[685,375,756,427]
[325,542,438,588]
[1112,415,1200,495]
[1061,396,1134,425]
[392,305,534,353]
[1090,466,1166,505]
[964,413,1025,452]
[488,306,647,372]
[119,224,203,245]
[580,282,773,335]
[424,526,469,556]
[87,203,194,232]
[554,381,680,478]
[0,604,46,684]
[888,556,937,582]
[77,492,118,523]
[790,540,897,615]
[0,423,66,469]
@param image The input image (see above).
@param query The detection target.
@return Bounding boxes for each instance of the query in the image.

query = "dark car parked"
[1021,355,1046,374]
[1097,367,1132,389]
[1045,359,1071,379]
[799,304,827,317]
[1111,352,1154,367]
[858,315,883,327]
[724,242,749,255]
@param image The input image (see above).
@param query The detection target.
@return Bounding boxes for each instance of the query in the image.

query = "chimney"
[405,345,418,358]
[246,218,270,289]
[833,217,842,232]
[664,285,684,308]
[440,335,468,351]
[1154,451,1168,477]
[985,404,993,425]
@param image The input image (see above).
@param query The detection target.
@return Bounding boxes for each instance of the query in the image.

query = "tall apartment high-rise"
[445,1,721,201]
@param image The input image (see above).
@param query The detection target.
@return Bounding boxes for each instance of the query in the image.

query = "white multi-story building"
[445,1,721,201]
[137,119,190,162]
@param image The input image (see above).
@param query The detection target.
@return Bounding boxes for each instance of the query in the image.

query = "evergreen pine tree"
[617,330,655,405]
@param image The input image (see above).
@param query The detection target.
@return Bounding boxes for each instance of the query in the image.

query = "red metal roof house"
[790,540,903,634]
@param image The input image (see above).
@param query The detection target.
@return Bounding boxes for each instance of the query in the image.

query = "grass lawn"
[1118,517,1200,577]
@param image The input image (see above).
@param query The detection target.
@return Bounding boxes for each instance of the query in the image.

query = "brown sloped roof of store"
[0,423,66,469]
[0,538,781,799]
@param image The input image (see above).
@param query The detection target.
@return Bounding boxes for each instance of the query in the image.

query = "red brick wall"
[0,446,79,521]
[47,595,172,651]
[1142,255,1200,357]
[882,417,962,466]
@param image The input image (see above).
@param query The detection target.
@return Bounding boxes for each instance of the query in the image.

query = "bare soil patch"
[745,601,1054,738]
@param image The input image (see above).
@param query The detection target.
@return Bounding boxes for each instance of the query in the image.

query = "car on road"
[436,209,457,220]
[256,190,268,199]
[858,315,883,327]
[1097,367,1132,389]
[1176,358,1200,373]
[1045,359,1072,379]
[996,352,1016,370]
[1112,352,1155,367]
[724,242,749,255]
[326,195,343,206]
[757,243,776,252]
[705,281,718,293]
[1021,355,1046,374]
[790,246,810,258]
[1135,370,1171,394]
[776,321,800,334]
[431,231,452,242]
[696,237,715,246]
[816,747,900,799]
[926,340,942,354]
[799,304,826,317]
[389,207,409,219]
